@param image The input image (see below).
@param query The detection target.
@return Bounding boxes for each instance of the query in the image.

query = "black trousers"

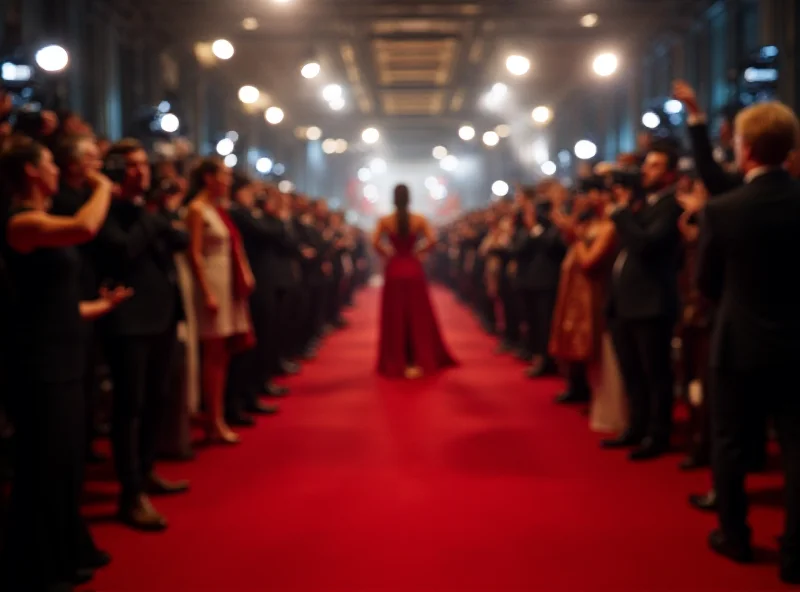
[521,288,558,358]
[610,317,674,443]
[82,328,100,455]
[2,378,98,590]
[105,327,177,504]
[711,368,800,563]
[499,280,521,346]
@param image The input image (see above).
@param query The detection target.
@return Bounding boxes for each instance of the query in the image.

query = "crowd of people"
[0,95,372,590]
[429,80,800,586]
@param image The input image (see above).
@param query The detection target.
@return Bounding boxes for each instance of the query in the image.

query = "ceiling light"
[362,127,379,144]
[363,184,379,202]
[306,126,322,141]
[265,106,284,124]
[322,139,337,154]
[160,113,179,133]
[440,155,459,172]
[495,124,511,138]
[458,125,475,141]
[580,13,599,28]
[370,158,387,174]
[224,154,238,167]
[256,157,273,174]
[482,131,500,147]
[531,105,553,125]
[505,55,530,76]
[35,44,69,72]
[334,139,348,154]
[593,52,618,77]
[532,138,549,164]
[328,97,345,111]
[574,140,598,160]
[541,161,557,176]
[278,180,294,193]
[211,39,234,60]
[242,17,259,31]
[431,184,447,200]
[301,61,320,79]
[491,180,509,197]
[238,85,259,104]
[432,146,448,160]
[664,99,683,114]
[273,163,285,176]
[425,177,439,190]
[226,131,239,142]
[322,84,342,102]
[491,82,508,96]
[216,138,234,156]
[357,168,372,182]
[642,112,661,129]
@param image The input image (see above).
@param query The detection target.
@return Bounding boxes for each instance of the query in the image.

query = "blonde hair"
[735,102,800,166]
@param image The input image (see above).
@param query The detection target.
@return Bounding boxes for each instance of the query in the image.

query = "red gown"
[377,231,458,377]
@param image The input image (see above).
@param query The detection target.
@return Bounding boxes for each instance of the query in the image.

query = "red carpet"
[84,287,791,591]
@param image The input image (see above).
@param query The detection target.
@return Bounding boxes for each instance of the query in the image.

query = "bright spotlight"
[265,106,284,124]
[157,101,171,113]
[362,127,380,144]
[432,146,448,160]
[642,111,661,129]
[357,168,372,182]
[301,61,321,79]
[541,161,557,176]
[482,131,500,147]
[334,139,348,154]
[226,131,239,142]
[664,99,683,115]
[440,155,459,172]
[211,39,234,60]
[491,82,508,96]
[328,97,345,111]
[256,157,273,174]
[273,163,285,176]
[531,105,553,125]
[458,125,475,141]
[505,55,530,76]
[593,53,618,77]
[160,113,179,133]
[363,184,379,202]
[224,154,238,167]
[491,180,510,197]
[216,138,234,156]
[580,13,599,27]
[425,177,439,190]
[35,45,69,72]
[322,139,337,154]
[278,180,294,193]
[242,17,259,31]
[370,158,387,174]
[431,184,447,200]
[238,85,260,104]
[306,126,322,141]
[495,124,511,138]
[574,140,598,160]
[322,84,342,102]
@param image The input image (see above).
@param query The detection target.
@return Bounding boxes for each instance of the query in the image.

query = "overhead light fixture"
[265,106,284,124]
[425,177,439,190]
[458,125,475,141]
[273,163,285,176]
[440,155,459,172]
[664,99,683,115]
[328,97,345,111]
[484,83,508,109]
[432,146,448,160]
[593,53,618,77]
[322,139,337,154]
[505,55,530,76]
[306,126,322,141]
[301,61,320,79]
[211,39,234,60]
[256,157,273,174]
[574,140,598,160]
[357,167,372,182]
[531,105,553,125]
[482,131,500,147]
[278,180,294,193]
[370,158,387,174]
[238,85,260,104]
[226,131,239,142]
[580,13,599,28]
[541,161,557,176]
[495,124,511,138]
[363,184,379,202]
[216,138,234,156]
[242,17,259,31]
[322,84,342,102]
[224,154,238,168]
[35,44,69,72]
[160,113,179,133]
[642,112,661,129]
[491,82,508,96]
[362,127,379,144]
[335,139,348,154]
[491,180,510,197]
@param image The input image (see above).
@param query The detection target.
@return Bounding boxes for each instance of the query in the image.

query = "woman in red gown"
[374,184,457,378]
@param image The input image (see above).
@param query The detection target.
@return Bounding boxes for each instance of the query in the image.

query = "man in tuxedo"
[603,140,683,461]
[696,102,800,584]
[95,139,189,531]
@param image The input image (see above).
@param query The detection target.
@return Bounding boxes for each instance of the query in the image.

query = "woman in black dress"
[0,136,131,591]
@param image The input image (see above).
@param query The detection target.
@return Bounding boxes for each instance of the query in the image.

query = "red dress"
[377,231,457,377]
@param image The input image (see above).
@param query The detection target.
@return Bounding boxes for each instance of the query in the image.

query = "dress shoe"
[494,341,514,355]
[688,490,717,512]
[264,382,290,397]
[82,549,112,570]
[118,495,168,532]
[247,401,279,415]
[601,432,642,449]
[708,529,753,564]
[516,350,533,363]
[554,390,590,404]
[302,348,317,361]
[781,563,800,585]
[227,413,256,427]
[629,438,668,461]
[679,454,709,471]
[281,360,301,375]
[145,474,189,496]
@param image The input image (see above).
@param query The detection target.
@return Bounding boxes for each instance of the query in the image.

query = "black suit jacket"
[697,170,800,371]
[95,200,187,336]
[513,222,566,291]
[688,122,743,196]
[51,184,99,300]
[608,191,682,321]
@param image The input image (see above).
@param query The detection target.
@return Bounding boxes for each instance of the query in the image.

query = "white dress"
[193,203,252,340]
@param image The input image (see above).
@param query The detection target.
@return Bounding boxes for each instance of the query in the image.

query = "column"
[759,0,797,108]
[104,24,123,140]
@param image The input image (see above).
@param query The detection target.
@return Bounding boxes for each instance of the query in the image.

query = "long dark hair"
[185,157,222,202]
[394,183,410,237]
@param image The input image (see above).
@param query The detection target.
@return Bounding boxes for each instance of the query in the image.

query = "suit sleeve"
[695,204,725,302]
[95,210,159,263]
[688,122,741,196]
[610,198,680,257]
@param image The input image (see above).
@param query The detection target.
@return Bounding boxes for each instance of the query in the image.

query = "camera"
[578,175,605,193]
[610,167,641,191]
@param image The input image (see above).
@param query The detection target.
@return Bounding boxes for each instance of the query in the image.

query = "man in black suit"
[696,102,800,584]
[95,139,189,531]
[602,140,683,461]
